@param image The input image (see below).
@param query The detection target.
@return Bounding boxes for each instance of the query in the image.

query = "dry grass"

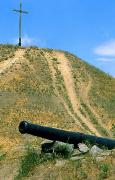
[0,45,114,179]
[15,149,115,180]
[0,44,18,62]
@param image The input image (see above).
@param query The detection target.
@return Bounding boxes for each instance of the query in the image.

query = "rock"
[70,156,84,161]
[96,157,106,162]
[55,160,68,167]
[111,149,115,155]
[100,150,112,156]
[53,141,74,157]
[41,140,54,145]
[78,143,89,153]
[41,140,55,153]
[41,140,74,157]
[90,145,103,156]
[72,149,82,157]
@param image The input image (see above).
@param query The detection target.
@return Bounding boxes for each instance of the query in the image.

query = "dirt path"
[44,52,84,131]
[82,77,112,137]
[0,48,25,75]
[54,51,101,136]
[0,48,102,136]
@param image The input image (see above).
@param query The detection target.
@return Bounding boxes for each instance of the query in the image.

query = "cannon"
[19,121,115,149]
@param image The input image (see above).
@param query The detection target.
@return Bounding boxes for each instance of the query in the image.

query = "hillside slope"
[0,45,115,179]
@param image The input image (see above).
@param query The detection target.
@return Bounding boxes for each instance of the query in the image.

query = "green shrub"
[98,163,109,179]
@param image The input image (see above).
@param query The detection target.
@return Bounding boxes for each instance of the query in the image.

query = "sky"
[0,0,115,77]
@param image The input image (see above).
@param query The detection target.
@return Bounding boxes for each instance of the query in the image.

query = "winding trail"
[44,52,84,131]
[54,52,101,136]
[0,48,103,136]
[81,76,112,137]
[0,49,25,75]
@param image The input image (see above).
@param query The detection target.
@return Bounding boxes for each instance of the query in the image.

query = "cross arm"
[21,10,28,14]
[13,9,28,14]
[13,9,20,13]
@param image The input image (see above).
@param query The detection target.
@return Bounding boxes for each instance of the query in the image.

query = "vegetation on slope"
[0,44,18,62]
[65,52,115,137]
[0,45,114,179]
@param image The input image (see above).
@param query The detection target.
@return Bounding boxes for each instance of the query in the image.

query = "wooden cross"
[13,2,28,46]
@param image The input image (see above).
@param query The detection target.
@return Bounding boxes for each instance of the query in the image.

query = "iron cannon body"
[19,121,115,149]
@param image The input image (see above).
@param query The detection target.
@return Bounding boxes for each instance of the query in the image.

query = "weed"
[15,150,39,178]
[98,163,109,179]
[79,170,88,179]
[81,102,109,136]
[0,154,6,161]
[0,44,18,62]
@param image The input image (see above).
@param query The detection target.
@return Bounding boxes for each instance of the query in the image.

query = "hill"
[0,45,115,179]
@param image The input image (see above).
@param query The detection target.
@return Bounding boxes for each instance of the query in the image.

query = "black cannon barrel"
[19,121,115,149]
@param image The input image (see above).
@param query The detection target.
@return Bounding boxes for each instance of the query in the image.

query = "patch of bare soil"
[54,51,101,136]
[0,48,25,75]
[0,159,19,180]
[44,52,83,131]
[81,76,112,137]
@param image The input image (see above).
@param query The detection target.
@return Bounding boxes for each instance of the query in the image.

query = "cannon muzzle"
[19,121,115,149]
